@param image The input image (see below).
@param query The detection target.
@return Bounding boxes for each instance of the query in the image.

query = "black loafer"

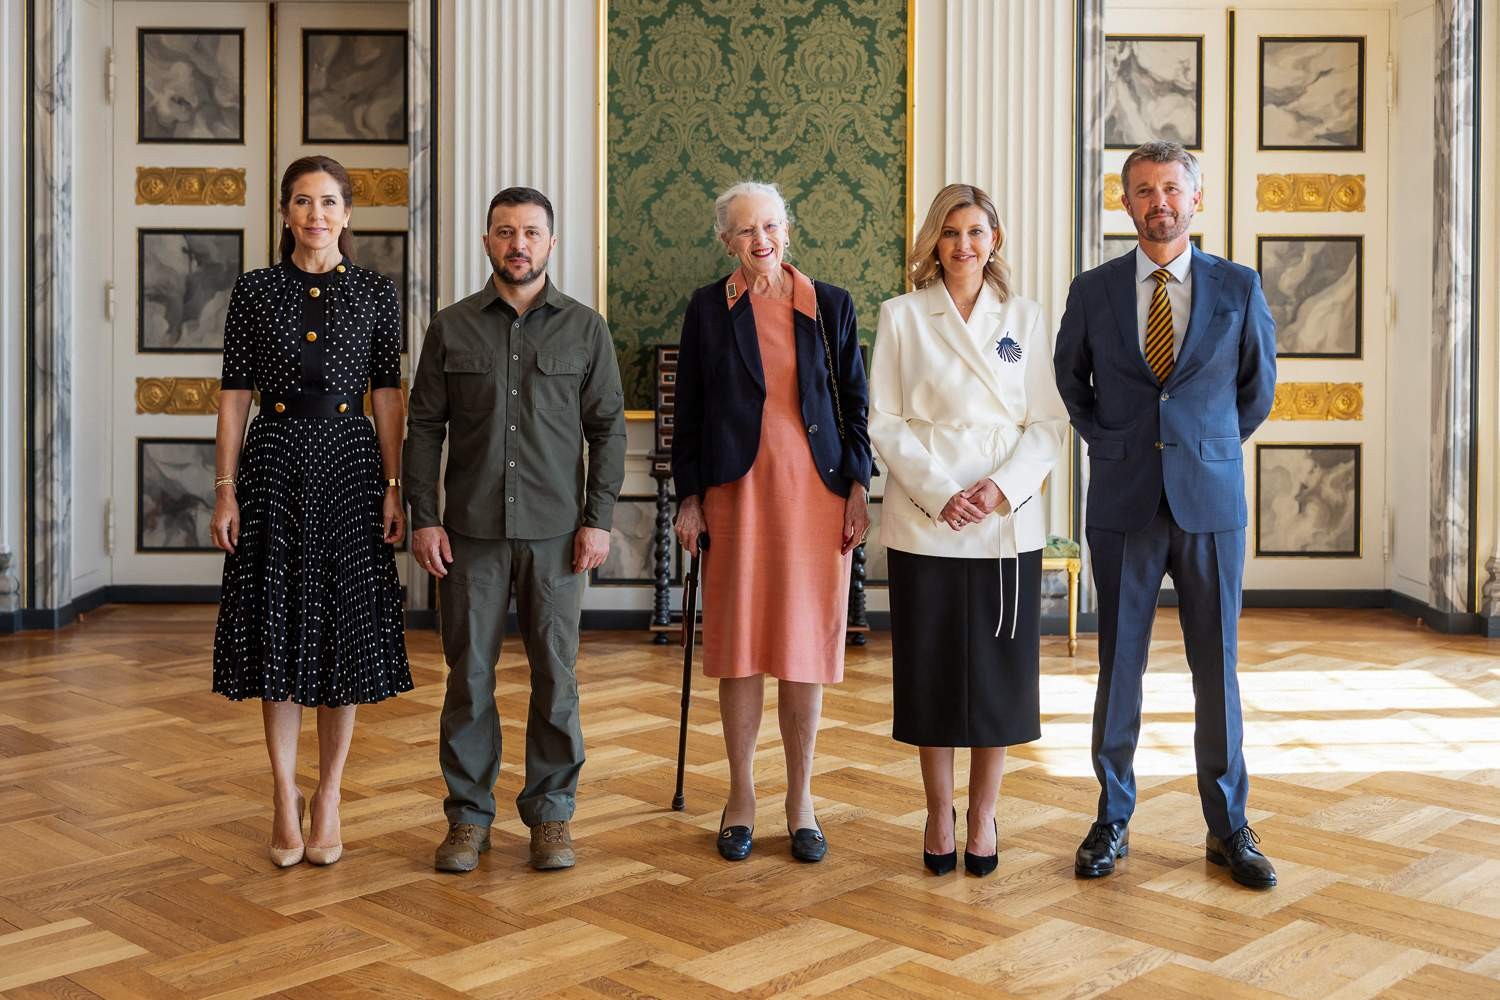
[963,815,998,878]
[1207,826,1277,889]
[789,820,827,863]
[1075,820,1128,878]
[923,807,957,875]
[716,809,753,862]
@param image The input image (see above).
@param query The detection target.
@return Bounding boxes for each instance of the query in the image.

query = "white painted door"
[1232,10,1390,590]
[273,1,411,583]
[110,2,271,587]
[1103,5,1391,592]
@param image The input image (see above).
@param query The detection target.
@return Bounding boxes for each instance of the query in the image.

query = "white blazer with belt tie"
[869,281,1069,567]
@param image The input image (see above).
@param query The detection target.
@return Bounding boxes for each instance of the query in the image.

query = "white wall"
[1387,0,1436,601]
[0,0,24,596]
[71,0,113,597]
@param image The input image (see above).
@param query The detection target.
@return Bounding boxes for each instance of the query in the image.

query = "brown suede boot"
[529,820,576,870]
[435,822,490,872]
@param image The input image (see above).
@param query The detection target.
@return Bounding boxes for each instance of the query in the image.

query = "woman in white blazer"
[869,184,1068,877]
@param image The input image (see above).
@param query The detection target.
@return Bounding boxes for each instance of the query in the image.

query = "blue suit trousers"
[1086,496,1249,838]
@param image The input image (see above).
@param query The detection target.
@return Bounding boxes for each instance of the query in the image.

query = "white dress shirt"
[1134,244,1193,359]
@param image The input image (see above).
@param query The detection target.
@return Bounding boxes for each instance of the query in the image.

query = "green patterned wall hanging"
[607,0,909,409]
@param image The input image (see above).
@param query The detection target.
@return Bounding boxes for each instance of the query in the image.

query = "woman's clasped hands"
[941,478,1006,531]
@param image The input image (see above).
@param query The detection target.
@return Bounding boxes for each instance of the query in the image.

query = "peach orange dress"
[701,265,852,683]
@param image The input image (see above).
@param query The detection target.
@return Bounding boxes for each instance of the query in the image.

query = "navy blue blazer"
[671,274,873,502]
[1052,247,1277,534]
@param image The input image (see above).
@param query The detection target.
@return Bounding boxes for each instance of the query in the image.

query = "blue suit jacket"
[671,275,873,502]
[1053,247,1277,534]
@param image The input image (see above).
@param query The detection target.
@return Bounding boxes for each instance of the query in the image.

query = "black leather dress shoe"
[716,809,753,861]
[789,820,827,862]
[1207,826,1277,889]
[1075,820,1129,878]
[923,807,957,875]
[963,816,999,878]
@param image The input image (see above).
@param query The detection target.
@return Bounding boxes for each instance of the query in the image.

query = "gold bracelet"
[214,476,236,489]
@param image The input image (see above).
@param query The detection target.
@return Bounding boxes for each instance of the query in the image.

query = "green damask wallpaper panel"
[607,0,909,408]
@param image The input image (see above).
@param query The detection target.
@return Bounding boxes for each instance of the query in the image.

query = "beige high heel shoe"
[305,796,343,866]
[268,793,306,868]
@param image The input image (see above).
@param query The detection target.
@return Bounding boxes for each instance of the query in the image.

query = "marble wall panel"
[1259,37,1364,150]
[1256,444,1361,558]
[138,29,243,143]
[1258,236,1362,358]
[30,0,72,609]
[137,229,241,352]
[1430,0,1476,613]
[1104,36,1201,149]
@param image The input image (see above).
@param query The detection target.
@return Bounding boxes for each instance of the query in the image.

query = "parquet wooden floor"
[1,606,1498,998]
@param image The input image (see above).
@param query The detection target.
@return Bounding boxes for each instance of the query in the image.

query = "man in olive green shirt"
[404,187,625,873]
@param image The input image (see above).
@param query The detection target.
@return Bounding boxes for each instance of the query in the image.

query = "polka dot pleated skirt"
[212,414,412,707]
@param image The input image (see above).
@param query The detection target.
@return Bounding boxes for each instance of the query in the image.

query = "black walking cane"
[671,532,709,811]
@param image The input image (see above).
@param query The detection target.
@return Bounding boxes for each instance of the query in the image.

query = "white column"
[440,0,598,308]
[940,0,1078,550]
[943,0,1076,336]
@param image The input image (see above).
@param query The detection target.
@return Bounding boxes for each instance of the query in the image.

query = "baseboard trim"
[1388,591,1482,634]
[5,587,1491,638]
[1153,589,1389,609]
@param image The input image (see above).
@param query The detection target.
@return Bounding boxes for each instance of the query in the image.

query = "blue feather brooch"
[995,335,1022,363]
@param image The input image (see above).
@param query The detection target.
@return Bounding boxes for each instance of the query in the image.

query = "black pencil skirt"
[888,548,1042,748]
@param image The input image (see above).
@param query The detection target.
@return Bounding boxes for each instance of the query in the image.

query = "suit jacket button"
[808,424,818,434]
[1154,440,1164,450]
[1160,391,1169,401]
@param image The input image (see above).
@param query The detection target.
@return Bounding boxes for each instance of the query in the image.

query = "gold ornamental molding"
[348,168,408,207]
[135,167,247,206]
[1103,173,1123,211]
[136,377,222,414]
[1256,174,1366,213]
[1269,382,1364,421]
[137,378,410,415]
[1104,172,1204,213]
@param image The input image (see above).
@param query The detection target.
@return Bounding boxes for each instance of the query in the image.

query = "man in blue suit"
[1054,141,1278,889]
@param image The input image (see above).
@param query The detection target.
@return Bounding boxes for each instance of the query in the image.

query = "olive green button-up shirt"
[403,276,626,540]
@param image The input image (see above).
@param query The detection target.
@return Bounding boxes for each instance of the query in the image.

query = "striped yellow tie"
[1144,268,1175,383]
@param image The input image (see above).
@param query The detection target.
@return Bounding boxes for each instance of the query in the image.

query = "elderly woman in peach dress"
[672,181,872,863]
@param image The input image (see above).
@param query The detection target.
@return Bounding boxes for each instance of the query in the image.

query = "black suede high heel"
[964,812,999,877]
[923,807,957,875]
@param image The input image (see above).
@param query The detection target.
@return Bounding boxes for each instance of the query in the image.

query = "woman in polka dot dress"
[209,155,412,868]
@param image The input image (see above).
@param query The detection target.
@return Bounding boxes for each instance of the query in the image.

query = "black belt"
[259,391,362,418]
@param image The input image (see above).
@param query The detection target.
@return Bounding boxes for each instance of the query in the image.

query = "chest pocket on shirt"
[444,351,496,409]
[531,351,585,411]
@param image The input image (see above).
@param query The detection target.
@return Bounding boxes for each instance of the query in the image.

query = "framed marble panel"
[591,495,679,587]
[137,229,242,353]
[1104,36,1203,149]
[138,29,244,143]
[1255,443,1361,558]
[1257,236,1362,358]
[862,497,889,586]
[353,230,408,351]
[137,438,217,552]
[303,30,408,144]
[1259,37,1365,151]
[1102,233,1201,263]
